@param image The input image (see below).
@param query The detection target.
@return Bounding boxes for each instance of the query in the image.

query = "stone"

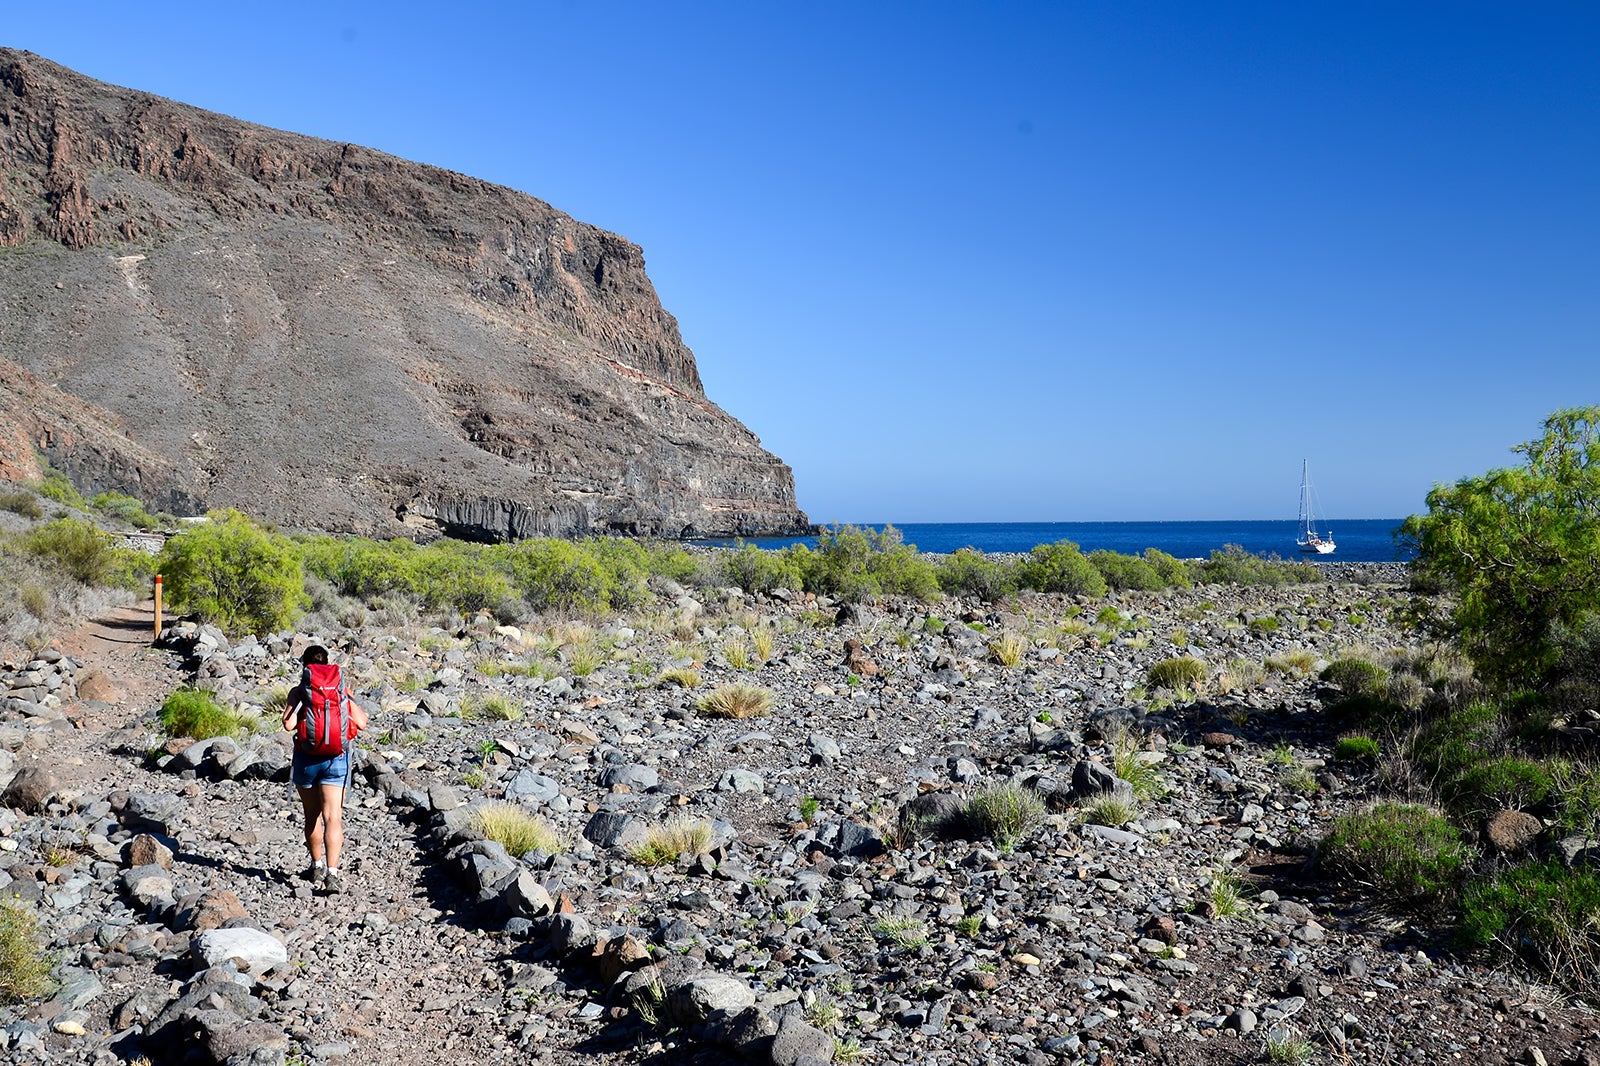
[1485,809,1543,853]
[598,764,659,791]
[1226,1007,1258,1034]
[504,770,562,805]
[807,734,841,765]
[123,832,174,870]
[834,820,886,859]
[192,928,290,973]
[717,769,764,794]
[505,871,554,917]
[75,669,122,703]
[179,889,249,932]
[582,810,650,850]
[122,791,185,834]
[1143,915,1179,945]
[667,974,756,1024]
[1201,732,1237,749]
[1070,759,1134,804]
[1,765,57,813]
[770,1015,834,1066]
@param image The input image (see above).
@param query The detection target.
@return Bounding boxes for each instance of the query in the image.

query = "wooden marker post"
[153,575,163,642]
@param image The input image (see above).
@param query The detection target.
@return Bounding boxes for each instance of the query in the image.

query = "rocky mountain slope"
[4,571,1599,1065]
[0,49,807,539]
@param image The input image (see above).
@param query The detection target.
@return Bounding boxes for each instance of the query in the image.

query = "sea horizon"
[705,519,1413,564]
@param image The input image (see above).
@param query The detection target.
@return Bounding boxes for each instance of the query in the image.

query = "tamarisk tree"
[1402,406,1600,691]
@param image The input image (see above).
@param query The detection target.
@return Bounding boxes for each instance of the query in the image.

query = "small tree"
[157,510,305,635]
[1402,406,1600,690]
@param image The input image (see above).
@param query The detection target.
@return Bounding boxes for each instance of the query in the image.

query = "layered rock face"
[0,49,807,539]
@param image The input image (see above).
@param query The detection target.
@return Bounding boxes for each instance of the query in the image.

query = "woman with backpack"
[282,645,369,894]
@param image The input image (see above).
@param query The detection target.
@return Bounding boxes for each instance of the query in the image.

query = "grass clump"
[461,693,523,721]
[1334,735,1380,764]
[658,666,702,689]
[1208,868,1247,918]
[1318,802,1469,904]
[696,683,774,719]
[722,638,753,671]
[1265,1030,1316,1065]
[470,803,564,857]
[964,784,1047,850]
[1147,655,1207,691]
[159,688,252,740]
[988,631,1027,667]
[0,902,53,1004]
[870,916,929,950]
[1248,616,1281,635]
[630,818,714,866]
[1083,795,1136,826]
[750,627,776,663]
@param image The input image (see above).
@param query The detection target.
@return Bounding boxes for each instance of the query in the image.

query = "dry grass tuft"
[696,683,774,719]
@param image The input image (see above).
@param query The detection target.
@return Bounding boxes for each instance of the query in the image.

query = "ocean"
[702,519,1413,564]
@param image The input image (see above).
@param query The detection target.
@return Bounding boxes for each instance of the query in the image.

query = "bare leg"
[319,784,345,871]
[296,786,326,865]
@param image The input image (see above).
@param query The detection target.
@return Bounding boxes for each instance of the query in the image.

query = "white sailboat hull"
[1296,460,1334,555]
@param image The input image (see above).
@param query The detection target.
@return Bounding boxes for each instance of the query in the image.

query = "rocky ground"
[3,566,1599,1066]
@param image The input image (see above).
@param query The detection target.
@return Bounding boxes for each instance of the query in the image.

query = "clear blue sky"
[7,2,1598,522]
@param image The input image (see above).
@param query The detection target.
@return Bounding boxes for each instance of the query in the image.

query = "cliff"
[0,49,807,539]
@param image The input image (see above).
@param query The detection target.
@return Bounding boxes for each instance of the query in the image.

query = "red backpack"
[295,662,352,758]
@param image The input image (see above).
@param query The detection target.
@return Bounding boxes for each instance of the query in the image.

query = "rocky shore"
[2,568,1598,1065]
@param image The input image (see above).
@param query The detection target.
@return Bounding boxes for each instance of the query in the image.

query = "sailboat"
[1297,459,1335,554]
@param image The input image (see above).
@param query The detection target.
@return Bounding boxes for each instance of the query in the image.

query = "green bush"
[23,518,115,585]
[720,543,803,595]
[500,538,610,613]
[1333,735,1381,764]
[1248,616,1281,634]
[1402,407,1600,691]
[1407,700,1503,782]
[1321,657,1388,698]
[1087,549,1162,591]
[1142,548,1192,588]
[1195,544,1318,586]
[158,510,306,635]
[1318,802,1469,904]
[159,688,250,740]
[1015,540,1106,597]
[1460,861,1600,992]
[91,491,161,529]
[406,540,511,613]
[32,466,85,509]
[0,491,43,520]
[938,547,1019,601]
[1441,756,1557,820]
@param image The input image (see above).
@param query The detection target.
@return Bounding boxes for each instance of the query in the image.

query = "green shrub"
[720,543,805,595]
[1408,700,1502,782]
[23,518,116,585]
[159,688,250,740]
[1460,861,1600,992]
[964,784,1046,850]
[158,510,305,635]
[1142,548,1192,588]
[32,466,85,509]
[471,802,564,857]
[1401,407,1600,690]
[1321,657,1388,698]
[91,491,162,529]
[1147,655,1208,690]
[1333,736,1381,764]
[461,693,523,721]
[407,540,511,613]
[500,538,610,613]
[936,547,1018,601]
[1318,802,1469,904]
[1087,549,1162,591]
[1248,616,1281,634]
[0,491,42,520]
[1195,544,1318,586]
[0,902,52,1004]
[1441,756,1557,820]
[1015,540,1105,597]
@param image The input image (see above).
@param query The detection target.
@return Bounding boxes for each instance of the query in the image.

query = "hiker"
[281,645,369,893]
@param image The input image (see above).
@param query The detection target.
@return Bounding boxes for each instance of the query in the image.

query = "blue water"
[704,520,1412,564]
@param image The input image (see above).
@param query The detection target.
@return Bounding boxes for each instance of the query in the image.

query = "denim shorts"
[292,749,351,789]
